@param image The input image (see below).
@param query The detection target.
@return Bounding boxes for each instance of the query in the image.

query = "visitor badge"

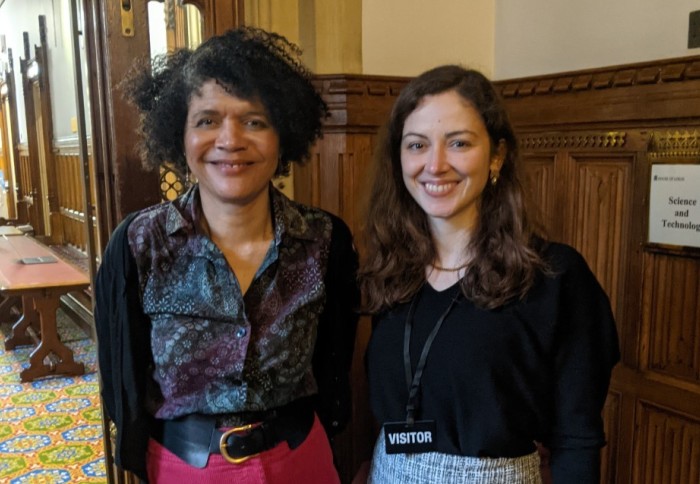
[383,420,436,454]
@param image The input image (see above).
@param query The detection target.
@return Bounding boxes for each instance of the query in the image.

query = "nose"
[216,120,246,151]
[426,146,449,174]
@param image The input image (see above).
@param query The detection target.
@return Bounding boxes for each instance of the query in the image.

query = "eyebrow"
[402,129,476,140]
[188,108,270,119]
[189,109,219,118]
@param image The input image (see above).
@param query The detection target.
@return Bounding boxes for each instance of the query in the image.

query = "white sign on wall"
[648,164,700,248]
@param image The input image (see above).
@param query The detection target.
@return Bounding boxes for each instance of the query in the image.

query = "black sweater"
[366,242,620,483]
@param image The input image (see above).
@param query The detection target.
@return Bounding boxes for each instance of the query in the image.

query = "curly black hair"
[122,27,328,177]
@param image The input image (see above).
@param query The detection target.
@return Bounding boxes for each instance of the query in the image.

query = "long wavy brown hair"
[359,65,549,313]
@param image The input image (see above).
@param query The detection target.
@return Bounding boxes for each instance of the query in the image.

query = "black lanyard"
[403,286,461,425]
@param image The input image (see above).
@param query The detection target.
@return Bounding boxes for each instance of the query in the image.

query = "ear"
[489,139,507,177]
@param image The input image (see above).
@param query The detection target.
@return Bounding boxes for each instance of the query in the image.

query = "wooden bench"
[0,234,89,381]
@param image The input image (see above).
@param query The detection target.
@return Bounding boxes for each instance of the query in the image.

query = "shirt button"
[235,328,247,338]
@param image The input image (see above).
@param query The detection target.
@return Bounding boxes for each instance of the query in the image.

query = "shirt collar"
[164,185,199,236]
[163,184,318,242]
[270,186,317,243]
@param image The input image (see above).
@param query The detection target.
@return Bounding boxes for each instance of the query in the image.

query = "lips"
[209,160,253,167]
[204,159,258,174]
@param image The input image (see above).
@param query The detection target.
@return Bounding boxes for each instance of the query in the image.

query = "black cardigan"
[367,242,620,483]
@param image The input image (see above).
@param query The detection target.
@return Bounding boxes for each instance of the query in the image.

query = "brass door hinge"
[121,0,134,37]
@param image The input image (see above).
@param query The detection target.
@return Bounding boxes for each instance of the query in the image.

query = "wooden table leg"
[19,294,85,382]
[0,295,21,322]
[4,295,40,350]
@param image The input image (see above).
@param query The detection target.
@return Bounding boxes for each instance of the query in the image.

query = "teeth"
[424,182,454,193]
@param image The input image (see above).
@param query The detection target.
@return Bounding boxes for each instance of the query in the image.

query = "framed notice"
[648,164,700,248]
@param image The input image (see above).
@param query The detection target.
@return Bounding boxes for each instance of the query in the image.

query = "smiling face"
[400,89,504,231]
[184,80,280,208]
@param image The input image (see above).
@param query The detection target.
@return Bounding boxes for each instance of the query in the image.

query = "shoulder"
[303,205,354,249]
[97,212,141,282]
[126,202,172,242]
[538,242,609,304]
[541,241,592,276]
[103,212,140,259]
[275,191,336,242]
[280,196,356,263]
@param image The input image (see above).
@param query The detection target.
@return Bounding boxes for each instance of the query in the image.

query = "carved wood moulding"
[519,131,627,150]
[312,75,409,128]
[648,129,700,159]
[314,75,407,98]
[497,56,700,99]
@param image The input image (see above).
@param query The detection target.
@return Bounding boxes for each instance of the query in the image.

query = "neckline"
[425,279,462,295]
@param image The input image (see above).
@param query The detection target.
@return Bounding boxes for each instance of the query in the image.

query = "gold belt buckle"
[219,423,261,464]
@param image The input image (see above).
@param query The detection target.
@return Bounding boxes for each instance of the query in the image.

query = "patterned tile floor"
[0,310,106,483]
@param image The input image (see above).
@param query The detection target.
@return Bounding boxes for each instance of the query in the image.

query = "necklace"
[430,262,469,272]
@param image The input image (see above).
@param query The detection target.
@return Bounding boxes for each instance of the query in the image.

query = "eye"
[245,117,270,129]
[450,139,470,148]
[194,117,214,128]
[406,141,425,151]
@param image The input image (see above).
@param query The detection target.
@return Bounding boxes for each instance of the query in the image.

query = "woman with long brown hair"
[360,65,619,483]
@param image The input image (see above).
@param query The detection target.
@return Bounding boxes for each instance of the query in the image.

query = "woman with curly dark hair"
[94,27,359,483]
[360,65,619,483]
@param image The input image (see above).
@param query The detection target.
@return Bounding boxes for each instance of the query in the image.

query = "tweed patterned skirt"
[368,432,542,484]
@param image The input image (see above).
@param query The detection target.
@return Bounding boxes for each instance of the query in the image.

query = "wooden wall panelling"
[498,57,700,130]
[601,390,622,484]
[520,152,561,240]
[17,148,38,231]
[632,400,700,483]
[610,360,700,484]
[565,152,633,319]
[55,141,95,253]
[640,253,700,390]
[498,57,700,483]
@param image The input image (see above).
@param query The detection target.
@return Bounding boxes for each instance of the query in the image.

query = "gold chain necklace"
[430,262,469,272]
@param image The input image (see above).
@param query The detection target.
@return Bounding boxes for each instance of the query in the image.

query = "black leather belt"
[152,399,315,468]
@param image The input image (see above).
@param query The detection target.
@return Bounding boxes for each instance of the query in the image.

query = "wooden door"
[1,49,27,224]
[19,33,45,236]
[0,85,18,219]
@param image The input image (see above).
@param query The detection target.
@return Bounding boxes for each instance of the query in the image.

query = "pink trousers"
[147,414,340,484]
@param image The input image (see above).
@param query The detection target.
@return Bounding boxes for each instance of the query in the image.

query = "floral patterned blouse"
[123,185,358,420]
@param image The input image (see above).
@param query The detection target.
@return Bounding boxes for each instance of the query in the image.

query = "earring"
[490,173,499,186]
